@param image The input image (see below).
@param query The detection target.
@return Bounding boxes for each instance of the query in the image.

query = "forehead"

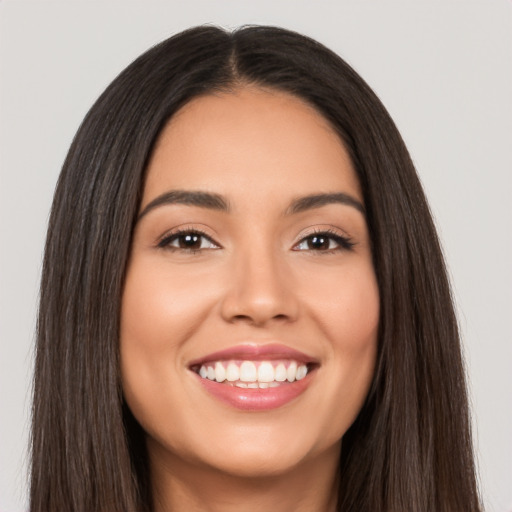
[142,86,361,208]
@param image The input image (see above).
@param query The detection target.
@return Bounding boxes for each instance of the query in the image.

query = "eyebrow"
[137,189,365,221]
[286,192,365,216]
[137,190,230,221]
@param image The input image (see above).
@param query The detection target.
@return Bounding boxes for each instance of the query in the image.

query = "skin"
[120,87,380,512]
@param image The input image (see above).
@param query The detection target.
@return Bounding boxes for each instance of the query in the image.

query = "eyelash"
[293,228,354,253]
[157,228,219,253]
[157,228,354,254]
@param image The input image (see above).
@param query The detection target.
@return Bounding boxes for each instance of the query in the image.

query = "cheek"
[303,259,380,346]
[300,260,379,435]
[323,264,379,384]
[121,258,218,348]
[119,258,217,424]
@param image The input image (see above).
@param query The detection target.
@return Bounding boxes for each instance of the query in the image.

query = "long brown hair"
[31,25,481,511]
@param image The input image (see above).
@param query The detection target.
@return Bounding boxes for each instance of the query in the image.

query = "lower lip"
[195,374,313,411]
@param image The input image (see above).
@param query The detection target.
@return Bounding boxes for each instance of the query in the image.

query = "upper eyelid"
[295,225,352,241]
[157,227,221,249]
[157,224,220,242]
[292,227,355,251]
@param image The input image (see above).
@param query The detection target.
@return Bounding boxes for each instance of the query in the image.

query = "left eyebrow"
[285,193,365,216]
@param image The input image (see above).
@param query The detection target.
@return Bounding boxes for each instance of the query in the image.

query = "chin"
[174,425,340,479]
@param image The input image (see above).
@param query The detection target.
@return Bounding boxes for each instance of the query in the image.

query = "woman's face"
[120,87,379,479]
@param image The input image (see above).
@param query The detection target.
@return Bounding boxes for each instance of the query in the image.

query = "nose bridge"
[220,239,297,325]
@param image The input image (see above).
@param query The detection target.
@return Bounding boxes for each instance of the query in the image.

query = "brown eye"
[158,231,219,251]
[307,235,330,250]
[293,232,354,252]
[177,233,202,249]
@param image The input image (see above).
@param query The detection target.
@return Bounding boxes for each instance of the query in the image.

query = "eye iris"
[308,235,330,250]
[179,234,201,249]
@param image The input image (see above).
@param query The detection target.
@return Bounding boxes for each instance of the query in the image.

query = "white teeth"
[226,362,240,382]
[257,361,275,383]
[296,364,307,380]
[214,362,226,382]
[239,361,257,382]
[275,363,287,382]
[197,360,310,384]
[287,361,297,382]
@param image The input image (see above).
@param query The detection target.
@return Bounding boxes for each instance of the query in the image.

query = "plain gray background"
[1,1,511,510]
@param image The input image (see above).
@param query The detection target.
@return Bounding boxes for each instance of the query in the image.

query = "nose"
[219,246,299,327]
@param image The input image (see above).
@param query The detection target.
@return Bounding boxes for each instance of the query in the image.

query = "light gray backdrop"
[1,1,511,510]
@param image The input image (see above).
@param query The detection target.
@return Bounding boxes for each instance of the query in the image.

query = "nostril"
[230,312,291,326]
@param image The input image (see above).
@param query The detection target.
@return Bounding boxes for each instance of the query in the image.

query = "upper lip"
[188,343,317,368]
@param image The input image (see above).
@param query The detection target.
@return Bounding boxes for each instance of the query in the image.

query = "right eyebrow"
[137,190,230,222]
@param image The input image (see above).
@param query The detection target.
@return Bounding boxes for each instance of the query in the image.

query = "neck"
[149,444,340,512]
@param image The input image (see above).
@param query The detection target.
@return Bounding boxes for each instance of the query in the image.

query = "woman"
[30,25,481,511]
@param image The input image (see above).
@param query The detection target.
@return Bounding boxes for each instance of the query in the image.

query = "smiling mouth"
[189,344,318,410]
[191,359,315,388]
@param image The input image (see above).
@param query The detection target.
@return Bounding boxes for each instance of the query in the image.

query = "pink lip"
[196,375,313,411]
[189,343,317,411]
[189,343,316,367]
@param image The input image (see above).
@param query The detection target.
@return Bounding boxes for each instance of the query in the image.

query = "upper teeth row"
[198,361,308,383]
